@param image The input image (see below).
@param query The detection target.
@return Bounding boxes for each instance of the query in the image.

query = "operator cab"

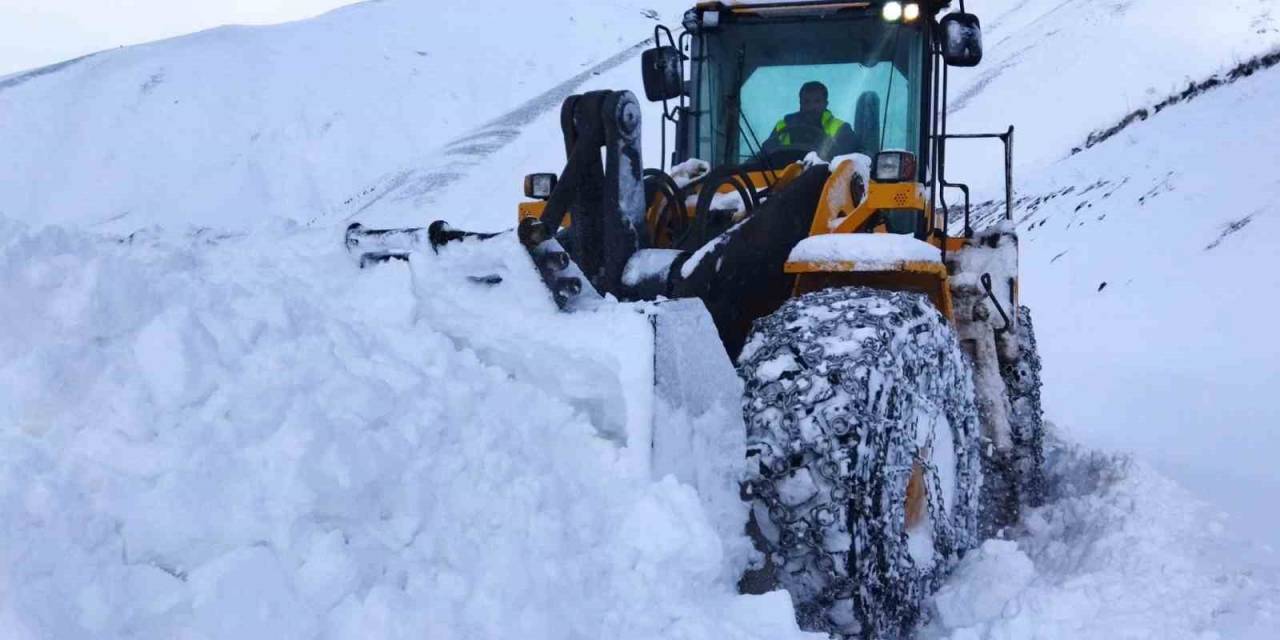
[689,3,926,171]
[640,0,1000,245]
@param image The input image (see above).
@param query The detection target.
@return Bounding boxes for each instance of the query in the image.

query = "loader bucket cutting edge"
[645,298,749,545]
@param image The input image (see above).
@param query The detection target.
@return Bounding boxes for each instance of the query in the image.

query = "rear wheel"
[738,287,982,639]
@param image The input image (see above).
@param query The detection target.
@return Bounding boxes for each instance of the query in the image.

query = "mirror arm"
[678,29,692,113]
[649,25,690,171]
[654,25,678,121]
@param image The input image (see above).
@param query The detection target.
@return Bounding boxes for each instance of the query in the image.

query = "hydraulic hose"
[678,165,759,250]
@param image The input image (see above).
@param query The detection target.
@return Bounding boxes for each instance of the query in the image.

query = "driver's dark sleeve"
[830,123,861,157]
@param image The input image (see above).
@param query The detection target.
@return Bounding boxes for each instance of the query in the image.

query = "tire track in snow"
[332,39,653,223]
[923,435,1280,639]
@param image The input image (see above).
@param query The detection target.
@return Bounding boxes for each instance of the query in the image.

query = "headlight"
[873,151,917,182]
[523,173,558,200]
[904,3,921,22]
[882,1,903,21]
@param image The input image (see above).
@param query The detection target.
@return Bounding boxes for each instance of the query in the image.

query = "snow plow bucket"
[343,223,746,519]
[645,297,748,534]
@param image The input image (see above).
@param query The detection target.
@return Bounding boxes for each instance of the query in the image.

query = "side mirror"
[641,46,684,102]
[940,13,983,67]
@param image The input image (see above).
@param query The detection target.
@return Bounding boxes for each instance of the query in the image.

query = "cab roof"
[694,1,951,15]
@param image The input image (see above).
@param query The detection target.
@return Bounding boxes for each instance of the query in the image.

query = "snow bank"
[923,436,1280,639]
[0,217,814,639]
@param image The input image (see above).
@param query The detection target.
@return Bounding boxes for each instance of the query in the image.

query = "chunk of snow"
[670,158,711,188]
[680,221,747,279]
[694,190,749,220]
[621,249,681,287]
[906,511,937,569]
[801,151,827,169]
[754,352,798,382]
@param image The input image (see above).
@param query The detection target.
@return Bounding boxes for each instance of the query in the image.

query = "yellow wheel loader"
[347,1,1044,637]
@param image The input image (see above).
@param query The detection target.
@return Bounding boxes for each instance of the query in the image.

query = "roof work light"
[883,2,921,23]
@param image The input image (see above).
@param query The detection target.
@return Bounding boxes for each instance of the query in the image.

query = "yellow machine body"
[520,160,979,323]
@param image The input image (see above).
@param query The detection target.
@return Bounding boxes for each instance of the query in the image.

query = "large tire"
[1002,305,1046,508]
[738,287,982,639]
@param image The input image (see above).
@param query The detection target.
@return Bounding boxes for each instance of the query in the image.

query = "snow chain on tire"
[738,287,982,639]
[1002,305,1046,508]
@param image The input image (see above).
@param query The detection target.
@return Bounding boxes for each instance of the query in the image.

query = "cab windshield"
[694,15,925,167]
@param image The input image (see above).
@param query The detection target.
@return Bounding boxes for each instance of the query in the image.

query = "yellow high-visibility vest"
[772,110,846,145]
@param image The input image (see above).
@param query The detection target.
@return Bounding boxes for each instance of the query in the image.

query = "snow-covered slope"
[1007,53,1280,550]
[914,3,1280,633]
[0,0,672,232]
[943,0,1280,550]
[946,0,1278,176]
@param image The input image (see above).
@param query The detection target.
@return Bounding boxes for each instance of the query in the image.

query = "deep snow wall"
[0,219,810,639]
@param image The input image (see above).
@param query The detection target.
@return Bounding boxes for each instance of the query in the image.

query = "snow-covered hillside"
[1007,52,1280,548]
[0,0,674,232]
[946,0,1277,175]
[3,0,1280,638]
[944,0,1280,550]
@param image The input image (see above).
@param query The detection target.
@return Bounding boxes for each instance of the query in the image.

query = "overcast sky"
[0,0,361,76]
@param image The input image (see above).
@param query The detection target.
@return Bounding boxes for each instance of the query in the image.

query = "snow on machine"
[347,1,1044,637]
